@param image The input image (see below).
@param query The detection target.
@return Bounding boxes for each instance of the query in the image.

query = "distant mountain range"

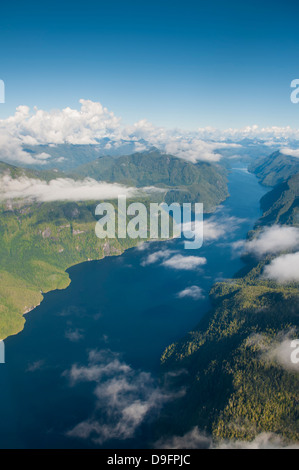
[1,148,229,210]
[2,138,282,172]
[22,141,147,170]
[70,149,229,210]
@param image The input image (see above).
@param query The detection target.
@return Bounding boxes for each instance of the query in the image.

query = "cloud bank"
[280,148,299,158]
[141,249,175,267]
[233,225,299,258]
[1,99,280,166]
[162,254,207,270]
[3,99,299,167]
[247,331,299,372]
[263,251,299,283]
[0,175,136,202]
[155,426,299,449]
[141,248,207,270]
[65,349,184,445]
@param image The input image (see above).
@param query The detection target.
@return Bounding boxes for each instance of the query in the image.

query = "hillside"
[0,197,142,340]
[0,161,148,339]
[249,151,299,186]
[0,160,64,180]
[258,173,299,227]
[158,167,299,444]
[0,150,228,340]
[71,149,229,211]
[18,142,144,171]
[159,262,299,442]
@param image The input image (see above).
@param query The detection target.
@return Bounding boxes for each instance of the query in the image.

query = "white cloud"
[183,215,245,243]
[247,331,299,372]
[0,175,136,202]
[65,349,184,444]
[280,148,299,158]
[203,219,227,240]
[2,99,299,167]
[0,100,243,166]
[214,433,299,449]
[0,100,122,165]
[65,350,132,385]
[197,124,299,142]
[155,427,298,449]
[155,427,211,449]
[65,328,84,342]
[233,225,299,258]
[263,251,299,283]
[164,138,237,163]
[0,130,51,165]
[177,286,205,300]
[141,249,175,266]
[0,99,121,146]
[162,254,207,270]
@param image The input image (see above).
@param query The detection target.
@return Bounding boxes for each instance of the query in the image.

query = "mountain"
[0,161,144,339]
[258,173,299,226]
[0,195,143,340]
[0,160,64,180]
[158,162,299,444]
[160,263,298,442]
[71,149,229,211]
[0,149,228,339]
[249,151,299,186]
[18,141,150,171]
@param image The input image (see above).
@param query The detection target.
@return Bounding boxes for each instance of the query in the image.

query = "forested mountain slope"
[159,164,299,445]
[249,151,299,186]
[0,162,140,339]
[71,149,229,211]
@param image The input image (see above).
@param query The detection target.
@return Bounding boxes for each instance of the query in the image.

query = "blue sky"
[1,0,299,129]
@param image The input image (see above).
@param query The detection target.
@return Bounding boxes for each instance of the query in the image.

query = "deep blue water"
[0,166,268,448]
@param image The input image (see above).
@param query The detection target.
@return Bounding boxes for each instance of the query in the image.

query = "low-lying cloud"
[2,100,299,167]
[233,225,299,258]
[280,148,299,158]
[65,328,84,342]
[176,285,205,300]
[247,331,299,372]
[141,249,175,267]
[155,427,299,449]
[0,99,243,166]
[162,254,207,270]
[141,249,207,270]
[0,130,52,165]
[0,175,136,202]
[64,349,184,445]
[263,251,299,283]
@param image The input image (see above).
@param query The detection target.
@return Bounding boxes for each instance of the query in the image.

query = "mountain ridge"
[158,158,299,444]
